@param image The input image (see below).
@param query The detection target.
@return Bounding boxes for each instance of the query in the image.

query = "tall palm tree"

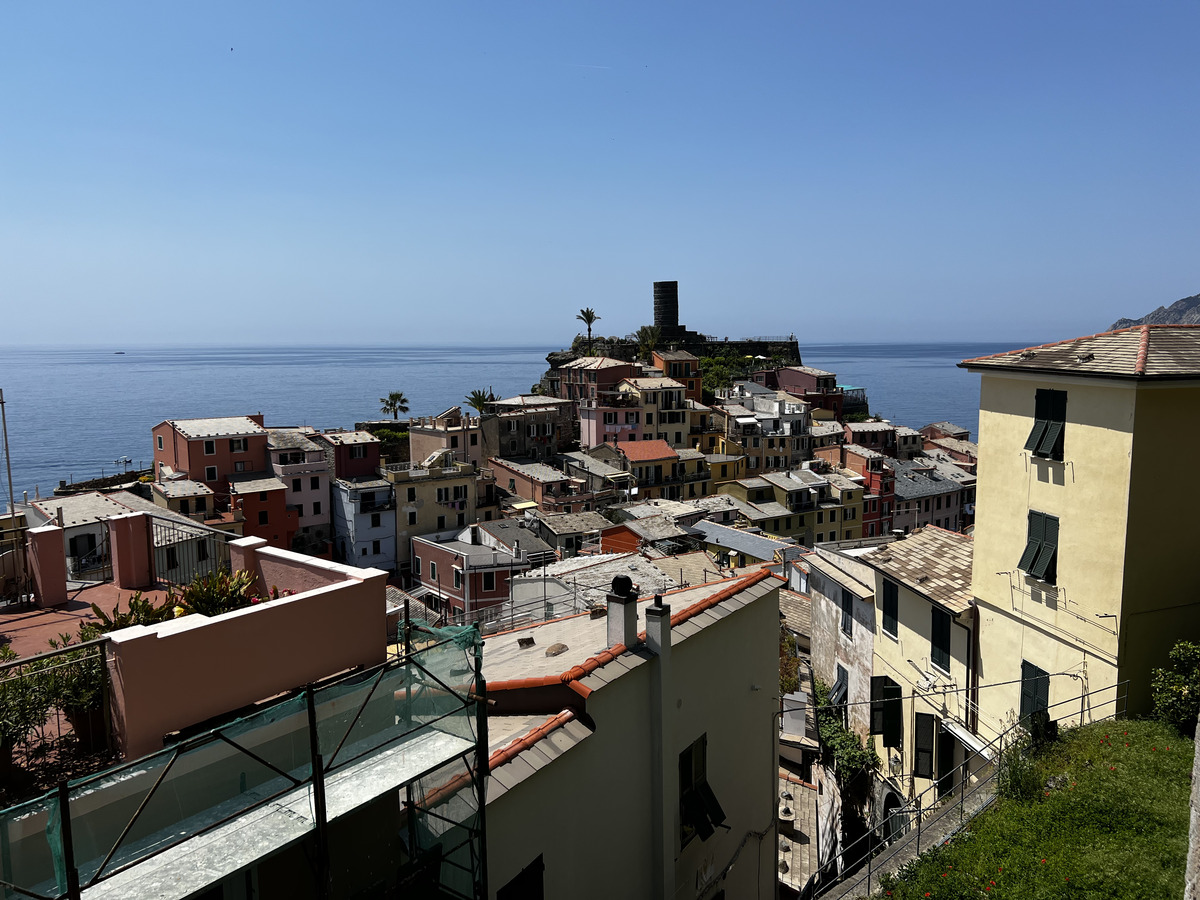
[635,324,661,360]
[380,391,410,420]
[465,387,497,414]
[576,307,601,354]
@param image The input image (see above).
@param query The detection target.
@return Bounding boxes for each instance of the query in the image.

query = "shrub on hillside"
[1151,640,1200,737]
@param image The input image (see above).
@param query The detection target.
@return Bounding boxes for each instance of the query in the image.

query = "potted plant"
[0,646,51,779]
[42,633,108,754]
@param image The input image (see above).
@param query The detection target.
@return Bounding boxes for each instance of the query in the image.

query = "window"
[1024,389,1066,461]
[205,466,217,482]
[203,440,215,455]
[372,540,381,555]
[484,571,495,592]
[625,411,638,424]
[258,510,268,525]
[295,504,304,517]
[914,713,936,779]
[1020,660,1051,724]
[408,511,417,525]
[470,433,478,446]
[840,589,854,636]
[645,413,652,425]
[457,513,465,526]
[157,435,164,451]
[870,676,903,747]
[679,734,726,845]
[829,509,837,523]
[230,438,246,453]
[165,547,179,570]
[292,478,301,492]
[414,557,421,576]
[817,511,823,525]
[453,569,462,589]
[931,607,951,672]
[371,513,381,528]
[234,461,246,473]
[603,412,616,425]
[429,561,438,581]
[882,580,898,637]
[313,501,321,515]
[259,491,269,501]
[349,445,366,459]
[437,515,446,530]
[507,420,518,432]
[1018,510,1059,584]
[362,547,367,556]
[311,476,320,490]
[450,435,459,448]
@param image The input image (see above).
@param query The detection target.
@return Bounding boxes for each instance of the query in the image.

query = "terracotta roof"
[616,439,679,462]
[858,526,973,614]
[959,325,1200,380]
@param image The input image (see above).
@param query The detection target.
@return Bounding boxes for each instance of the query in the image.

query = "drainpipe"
[646,593,675,900]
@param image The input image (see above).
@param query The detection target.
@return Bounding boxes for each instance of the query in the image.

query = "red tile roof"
[959,324,1200,379]
[616,439,679,462]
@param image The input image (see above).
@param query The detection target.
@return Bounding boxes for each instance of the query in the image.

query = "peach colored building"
[152,415,269,498]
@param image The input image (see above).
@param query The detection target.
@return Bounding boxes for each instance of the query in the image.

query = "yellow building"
[961,326,1200,718]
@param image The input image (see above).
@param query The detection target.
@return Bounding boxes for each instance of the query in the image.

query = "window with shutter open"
[931,607,951,672]
[1019,511,1058,585]
[1024,389,1066,461]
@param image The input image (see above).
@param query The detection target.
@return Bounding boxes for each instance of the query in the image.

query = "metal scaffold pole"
[0,389,27,600]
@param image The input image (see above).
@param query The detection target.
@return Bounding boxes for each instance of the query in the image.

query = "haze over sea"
[0,341,1032,509]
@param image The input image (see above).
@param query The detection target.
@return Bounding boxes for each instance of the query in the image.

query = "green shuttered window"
[1019,510,1059,585]
[1024,389,1067,461]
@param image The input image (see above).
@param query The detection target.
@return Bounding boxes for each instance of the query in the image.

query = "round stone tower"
[653,281,680,333]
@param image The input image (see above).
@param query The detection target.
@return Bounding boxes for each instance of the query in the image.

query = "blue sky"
[2,2,1197,346]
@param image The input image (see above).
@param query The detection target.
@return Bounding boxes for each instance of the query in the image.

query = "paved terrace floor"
[0,583,172,657]
[817,778,997,900]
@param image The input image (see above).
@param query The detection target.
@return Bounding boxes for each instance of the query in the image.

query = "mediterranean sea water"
[0,341,1032,509]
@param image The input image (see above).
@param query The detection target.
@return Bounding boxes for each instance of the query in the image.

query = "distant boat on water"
[114,351,125,355]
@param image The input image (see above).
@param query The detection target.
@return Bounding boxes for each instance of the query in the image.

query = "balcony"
[359,499,395,513]
[0,646,485,900]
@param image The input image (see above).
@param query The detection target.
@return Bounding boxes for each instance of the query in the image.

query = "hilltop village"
[1,286,1197,899]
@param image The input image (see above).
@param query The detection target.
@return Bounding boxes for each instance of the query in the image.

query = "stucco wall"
[971,372,1133,727]
[108,550,387,758]
[486,584,779,899]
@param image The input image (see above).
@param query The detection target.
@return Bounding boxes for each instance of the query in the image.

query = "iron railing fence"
[0,639,114,808]
[808,679,1129,900]
[146,513,236,587]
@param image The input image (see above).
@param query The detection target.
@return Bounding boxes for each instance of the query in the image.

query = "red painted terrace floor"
[1,583,172,658]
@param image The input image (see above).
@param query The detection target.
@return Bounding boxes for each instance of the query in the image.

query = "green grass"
[877,719,1194,899]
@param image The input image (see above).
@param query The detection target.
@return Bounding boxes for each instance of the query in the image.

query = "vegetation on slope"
[877,719,1193,899]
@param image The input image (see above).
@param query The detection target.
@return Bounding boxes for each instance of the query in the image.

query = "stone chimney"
[606,575,639,648]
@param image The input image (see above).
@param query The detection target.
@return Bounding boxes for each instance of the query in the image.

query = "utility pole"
[0,389,26,599]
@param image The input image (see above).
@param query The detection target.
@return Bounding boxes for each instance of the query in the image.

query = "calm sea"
[0,342,1030,509]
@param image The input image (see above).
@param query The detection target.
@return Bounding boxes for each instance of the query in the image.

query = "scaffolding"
[0,629,488,900]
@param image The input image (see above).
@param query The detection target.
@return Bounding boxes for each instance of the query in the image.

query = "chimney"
[645,593,671,660]
[606,575,639,649]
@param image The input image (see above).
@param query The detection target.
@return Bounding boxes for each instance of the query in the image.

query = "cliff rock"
[1111,292,1200,330]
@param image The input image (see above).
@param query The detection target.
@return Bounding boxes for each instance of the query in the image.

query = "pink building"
[411,524,530,620]
[152,415,269,497]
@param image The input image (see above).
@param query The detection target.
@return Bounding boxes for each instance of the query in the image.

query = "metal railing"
[0,637,487,900]
[148,513,236,587]
[809,679,1129,899]
[0,639,115,807]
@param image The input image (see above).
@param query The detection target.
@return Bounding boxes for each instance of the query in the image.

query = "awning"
[735,416,757,425]
[940,718,994,760]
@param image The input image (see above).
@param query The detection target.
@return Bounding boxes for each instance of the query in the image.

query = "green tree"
[635,324,661,360]
[576,308,601,354]
[1151,639,1200,737]
[465,387,497,414]
[380,391,410,420]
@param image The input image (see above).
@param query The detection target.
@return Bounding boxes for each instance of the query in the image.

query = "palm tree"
[635,324,661,360]
[576,307,601,354]
[465,387,497,415]
[380,391,410,420]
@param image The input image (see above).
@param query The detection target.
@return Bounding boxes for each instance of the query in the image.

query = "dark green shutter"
[883,680,904,748]
[931,607,951,671]
[915,713,935,779]
[1031,515,1058,581]
[882,580,898,636]
[1024,419,1048,452]
[1037,420,1063,457]
[1020,660,1050,722]
[1017,511,1044,572]
[870,676,885,734]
